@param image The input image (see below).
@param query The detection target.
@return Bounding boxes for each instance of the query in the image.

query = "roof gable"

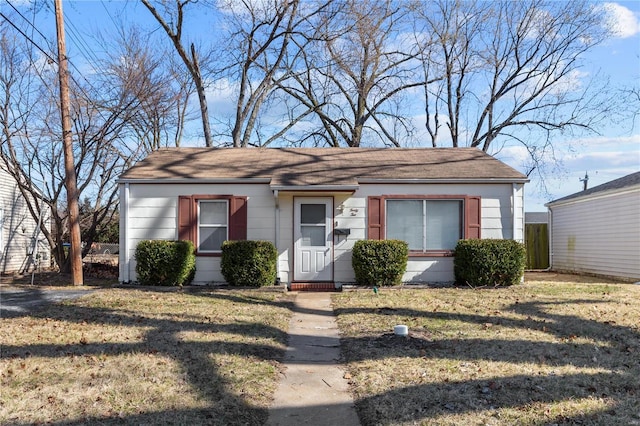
[119,147,527,186]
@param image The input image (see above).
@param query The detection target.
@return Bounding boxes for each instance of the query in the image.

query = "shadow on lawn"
[1,290,294,425]
[335,298,640,425]
[4,288,639,425]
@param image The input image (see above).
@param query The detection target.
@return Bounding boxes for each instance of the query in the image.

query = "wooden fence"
[525,223,549,269]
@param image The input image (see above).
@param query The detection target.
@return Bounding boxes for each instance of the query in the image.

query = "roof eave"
[546,184,640,208]
[118,178,272,184]
[358,177,529,184]
[270,184,360,193]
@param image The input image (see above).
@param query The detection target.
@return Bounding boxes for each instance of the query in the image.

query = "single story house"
[118,147,528,288]
[546,171,640,282]
[0,166,50,274]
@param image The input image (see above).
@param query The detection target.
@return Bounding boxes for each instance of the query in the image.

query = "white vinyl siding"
[120,183,275,284]
[0,168,51,274]
[121,181,524,285]
[549,187,640,281]
[334,183,521,284]
[0,208,3,254]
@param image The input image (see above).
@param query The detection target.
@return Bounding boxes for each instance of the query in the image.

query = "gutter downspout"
[121,182,130,283]
[547,207,553,272]
[273,189,281,286]
[513,183,525,283]
[512,183,518,241]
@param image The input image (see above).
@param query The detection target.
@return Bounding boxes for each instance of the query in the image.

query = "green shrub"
[454,239,526,287]
[352,240,408,286]
[221,240,277,287]
[134,240,196,286]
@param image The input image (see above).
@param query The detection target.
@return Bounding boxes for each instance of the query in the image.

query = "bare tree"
[142,0,214,147]
[213,0,335,147]
[98,25,195,153]
[281,0,425,147]
[0,23,54,267]
[0,21,151,272]
[415,0,614,169]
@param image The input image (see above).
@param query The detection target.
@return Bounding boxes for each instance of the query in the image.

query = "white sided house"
[546,172,640,282]
[0,166,50,274]
[118,148,528,289]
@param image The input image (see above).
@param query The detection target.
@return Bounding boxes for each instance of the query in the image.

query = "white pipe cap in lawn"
[394,325,408,336]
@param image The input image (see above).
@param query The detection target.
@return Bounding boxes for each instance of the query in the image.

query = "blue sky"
[5,0,640,211]
[519,1,640,210]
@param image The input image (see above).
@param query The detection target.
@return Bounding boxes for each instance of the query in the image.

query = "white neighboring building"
[546,172,640,282]
[118,148,528,289]
[0,167,50,274]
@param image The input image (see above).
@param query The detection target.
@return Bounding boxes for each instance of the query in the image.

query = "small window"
[386,199,462,251]
[300,203,327,247]
[198,200,228,252]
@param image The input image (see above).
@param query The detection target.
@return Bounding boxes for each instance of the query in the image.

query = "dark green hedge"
[454,239,526,287]
[352,240,409,286]
[221,240,277,287]
[135,240,196,286]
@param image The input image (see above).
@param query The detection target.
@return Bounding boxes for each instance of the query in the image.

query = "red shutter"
[465,196,481,239]
[367,196,384,240]
[229,196,248,240]
[178,196,194,242]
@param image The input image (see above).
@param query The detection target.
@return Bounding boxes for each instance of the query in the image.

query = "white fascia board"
[117,178,272,184]
[358,178,529,184]
[270,184,359,192]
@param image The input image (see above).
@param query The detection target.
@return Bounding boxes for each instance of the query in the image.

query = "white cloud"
[602,3,640,38]
[572,134,640,148]
[566,150,639,169]
[495,145,531,166]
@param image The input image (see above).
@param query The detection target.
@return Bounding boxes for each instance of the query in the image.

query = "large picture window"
[198,200,228,252]
[386,199,463,251]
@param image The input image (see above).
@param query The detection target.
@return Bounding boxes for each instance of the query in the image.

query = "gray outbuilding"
[546,172,640,281]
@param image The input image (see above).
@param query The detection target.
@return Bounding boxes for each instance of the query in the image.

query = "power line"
[0,11,57,65]
[0,9,96,105]
[64,10,103,67]
[6,0,51,45]
[100,0,125,32]
[2,1,141,129]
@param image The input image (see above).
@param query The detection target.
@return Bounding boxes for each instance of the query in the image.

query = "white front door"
[294,197,333,281]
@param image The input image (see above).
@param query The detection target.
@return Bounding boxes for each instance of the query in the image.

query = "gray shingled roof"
[119,147,527,186]
[547,171,640,206]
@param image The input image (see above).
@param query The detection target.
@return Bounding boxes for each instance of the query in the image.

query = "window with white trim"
[386,199,463,251]
[198,200,228,252]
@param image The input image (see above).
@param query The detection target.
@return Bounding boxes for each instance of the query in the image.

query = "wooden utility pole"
[54,0,83,285]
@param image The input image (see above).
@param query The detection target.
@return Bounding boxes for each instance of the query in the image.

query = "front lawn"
[333,273,640,425]
[0,287,293,425]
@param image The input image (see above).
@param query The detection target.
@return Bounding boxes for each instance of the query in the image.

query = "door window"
[300,204,326,246]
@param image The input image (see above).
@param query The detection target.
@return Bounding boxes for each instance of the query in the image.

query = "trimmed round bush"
[352,239,408,286]
[454,239,526,287]
[135,240,196,286]
[221,240,277,287]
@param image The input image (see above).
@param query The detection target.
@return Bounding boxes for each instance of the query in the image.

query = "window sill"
[408,251,455,258]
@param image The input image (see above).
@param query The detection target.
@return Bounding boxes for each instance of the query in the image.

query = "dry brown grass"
[0,287,293,425]
[333,272,640,426]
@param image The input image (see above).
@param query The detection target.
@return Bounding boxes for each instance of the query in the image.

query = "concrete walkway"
[267,292,360,426]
